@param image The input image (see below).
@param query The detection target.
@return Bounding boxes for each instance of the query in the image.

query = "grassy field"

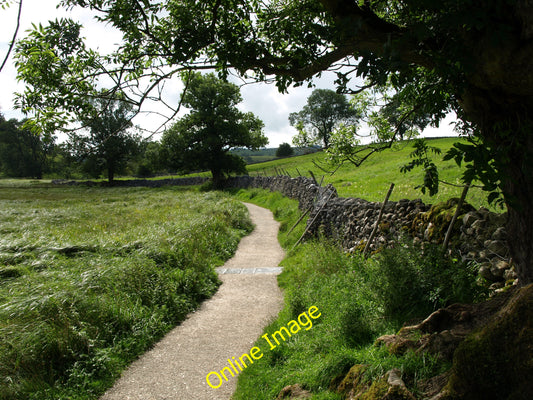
[231,188,488,400]
[245,137,496,211]
[0,184,252,399]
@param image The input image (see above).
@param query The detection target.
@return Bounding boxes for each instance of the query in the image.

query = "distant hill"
[231,146,321,164]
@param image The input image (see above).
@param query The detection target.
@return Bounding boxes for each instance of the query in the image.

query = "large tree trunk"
[500,134,533,286]
[107,163,115,183]
[461,88,533,286]
[211,168,224,189]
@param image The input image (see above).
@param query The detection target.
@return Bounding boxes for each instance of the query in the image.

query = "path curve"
[100,203,284,400]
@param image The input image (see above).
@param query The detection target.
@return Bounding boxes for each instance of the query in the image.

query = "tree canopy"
[160,72,267,186]
[12,0,533,284]
[70,96,139,182]
[0,114,54,178]
[290,89,358,149]
[276,142,294,158]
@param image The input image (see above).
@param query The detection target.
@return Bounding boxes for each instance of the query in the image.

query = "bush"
[368,241,488,324]
[135,163,153,178]
[276,143,294,157]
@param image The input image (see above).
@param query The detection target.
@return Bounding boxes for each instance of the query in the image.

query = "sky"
[0,0,456,147]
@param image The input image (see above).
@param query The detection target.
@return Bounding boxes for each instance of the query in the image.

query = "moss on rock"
[443,284,533,400]
[411,198,474,243]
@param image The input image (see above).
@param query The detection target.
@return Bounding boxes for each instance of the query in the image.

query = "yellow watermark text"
[205,305,321,389]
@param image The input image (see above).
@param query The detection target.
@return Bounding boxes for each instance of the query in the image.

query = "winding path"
[100,203,285,400]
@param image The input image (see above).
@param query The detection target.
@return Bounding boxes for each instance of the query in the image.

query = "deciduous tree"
[69,96,140,183]
[0,114,54,178]
[290,89,359,149]
[276,142,294,158]
[160,72,267,187]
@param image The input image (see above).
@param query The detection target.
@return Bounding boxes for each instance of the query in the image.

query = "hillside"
[244,137,496,211]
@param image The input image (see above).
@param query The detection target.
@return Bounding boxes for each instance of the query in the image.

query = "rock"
[479,263,499,282]
[491,227,507,241]
[477,207,490,217]
[276,384,312,399]
[336,364,368,396]
[385,369,417,400]
[375,334,421,355]
[358,369,417,400]
[462,212,479,228]
[424,222,436,241]
[335,365,417,400]
[504,268,518,281]
[489,281,505,291]
[489,259,509,279]
[417,372,451,399]
[477,250,489,261]
[485,240,508,256]
[471,219,486,232]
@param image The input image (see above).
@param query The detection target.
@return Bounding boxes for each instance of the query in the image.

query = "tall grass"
[0,186,252,399]
[232,189,487,400]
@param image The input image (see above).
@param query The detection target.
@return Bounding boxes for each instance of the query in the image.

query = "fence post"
[293,189,336,250]
[363,183,395,257]
[286,206,312,236]
[309,170,318,185]
[442,183,470,252]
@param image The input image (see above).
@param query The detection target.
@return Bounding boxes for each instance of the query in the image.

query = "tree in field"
[290,89,359,149]
[160,72,267,187]
[13,0,533,285]
[69,96,140,183]
[276,142,294,158]
[0,114,54,178]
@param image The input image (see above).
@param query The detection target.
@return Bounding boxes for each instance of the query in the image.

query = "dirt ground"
[100,203,285,400]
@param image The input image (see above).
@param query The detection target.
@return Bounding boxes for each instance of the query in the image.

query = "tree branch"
[0,0,23,73]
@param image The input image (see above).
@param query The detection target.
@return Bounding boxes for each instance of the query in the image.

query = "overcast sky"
[0,0,455,147]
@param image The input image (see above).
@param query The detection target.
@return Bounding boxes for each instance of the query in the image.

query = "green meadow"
[0,185,251,399]
[246,138,496,211]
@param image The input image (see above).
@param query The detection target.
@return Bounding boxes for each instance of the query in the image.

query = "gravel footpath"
[100,203,285,400]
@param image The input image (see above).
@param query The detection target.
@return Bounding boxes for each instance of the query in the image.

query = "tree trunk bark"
[462,88,533,286]
[211,168,224,189]
[501,138,533,286]
[108,163,115,183]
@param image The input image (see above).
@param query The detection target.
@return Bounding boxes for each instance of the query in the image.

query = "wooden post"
[443,183,470,252]
[309,170,318,186]
[293,190,336,250]
[286,206,312,236]
[363,183,395,257]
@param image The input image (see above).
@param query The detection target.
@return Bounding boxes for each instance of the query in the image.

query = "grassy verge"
[231,188,487,400]
[0,185,252,400]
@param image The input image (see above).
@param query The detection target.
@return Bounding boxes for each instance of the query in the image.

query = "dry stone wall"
[227,175,515,289]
